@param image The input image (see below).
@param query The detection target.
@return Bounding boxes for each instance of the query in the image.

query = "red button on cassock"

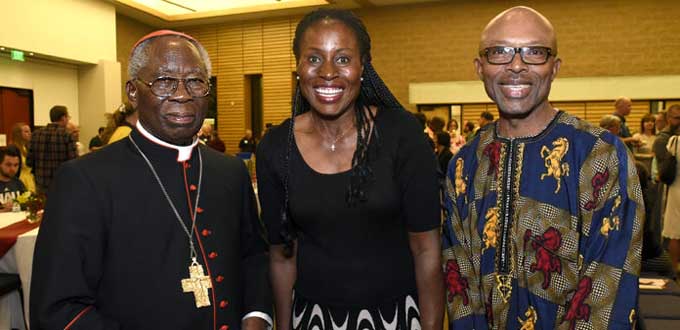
[201,229,211,237]
[190,184,197,191]
[196,207,204,214]
[183,163,191,169]
[216,275,224,283]
[220,300,229,308]
[209,252,218,259]
[219,325,228,330]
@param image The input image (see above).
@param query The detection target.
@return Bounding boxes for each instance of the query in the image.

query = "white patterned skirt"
[291,292,421,330]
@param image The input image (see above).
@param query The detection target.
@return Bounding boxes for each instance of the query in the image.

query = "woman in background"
[446,118,465,155]
[11,122,36,192]
[633,113,657,171]
[105,103,138,144]
[663,134,680,278]
[257,8,443,330]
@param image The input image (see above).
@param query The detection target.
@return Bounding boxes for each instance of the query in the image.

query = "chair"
[0,273,26,329]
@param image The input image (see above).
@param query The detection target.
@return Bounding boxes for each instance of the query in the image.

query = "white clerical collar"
[136,122,198,162]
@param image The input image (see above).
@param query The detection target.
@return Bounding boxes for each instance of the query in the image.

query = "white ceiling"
[120,0,329,17]
[111,0,442,27]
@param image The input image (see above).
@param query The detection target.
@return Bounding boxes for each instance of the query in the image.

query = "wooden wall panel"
[584,100,649,133]
[290,16,302,71]
[183,18,298,153]
[552,102,586,120]
[665,100,680,110]
[215,25,245,151]
[242,21,263,74]
[460,103,490,127]
[262,18,294,128]
[118,0,680,151]
[183,25,218,73]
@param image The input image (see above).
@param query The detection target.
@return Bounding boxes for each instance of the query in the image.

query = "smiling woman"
[256,8,444,330]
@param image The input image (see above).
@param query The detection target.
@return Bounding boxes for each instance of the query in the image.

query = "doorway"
[244,74,263,140]
[0,87,33,145]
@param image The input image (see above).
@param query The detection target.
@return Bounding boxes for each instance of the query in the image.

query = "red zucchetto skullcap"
[130,29,199,56]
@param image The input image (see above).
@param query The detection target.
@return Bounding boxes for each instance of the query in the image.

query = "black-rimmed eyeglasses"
[135,77,211,98]
[480,46,555,65]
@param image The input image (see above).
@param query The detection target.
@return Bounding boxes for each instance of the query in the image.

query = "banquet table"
[638,277,680,329]
[0,211,40,330]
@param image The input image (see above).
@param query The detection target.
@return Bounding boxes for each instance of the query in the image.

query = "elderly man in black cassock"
[30,30,272,330]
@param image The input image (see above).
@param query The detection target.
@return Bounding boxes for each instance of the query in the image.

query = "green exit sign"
[10,50,24,61]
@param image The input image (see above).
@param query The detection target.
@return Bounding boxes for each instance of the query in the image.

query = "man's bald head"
[480,6,557,53]
[473,6,561,133]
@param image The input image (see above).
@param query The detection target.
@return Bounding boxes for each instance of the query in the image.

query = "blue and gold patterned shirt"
[442,111,643,330]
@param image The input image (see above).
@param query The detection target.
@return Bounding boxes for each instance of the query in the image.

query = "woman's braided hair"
[279,8,404,256]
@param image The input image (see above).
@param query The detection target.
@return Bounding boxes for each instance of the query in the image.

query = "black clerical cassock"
[30,127,271,330]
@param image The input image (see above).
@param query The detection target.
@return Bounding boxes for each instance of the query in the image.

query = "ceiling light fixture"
[161,0,196,12]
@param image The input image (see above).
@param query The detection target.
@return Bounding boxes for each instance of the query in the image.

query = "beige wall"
[79,60,123,148]
[361,0,680,110]
[0,58,79,125]
[411,75,680,104]
[0,0,117,64]
[116,14,155,100]
[0,0,121,147]
[115,0,680,150]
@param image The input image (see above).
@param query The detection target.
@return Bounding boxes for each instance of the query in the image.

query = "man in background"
[238,129,257,153]
[0,146,26,212]
[89,127,105,152]
[655,110,667,133]
[478,111,495,129]
[27,105,77,194]
[613,96,641,148]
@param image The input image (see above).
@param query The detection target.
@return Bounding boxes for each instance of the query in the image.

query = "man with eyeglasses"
[442,7,642,329]
[31,30,272,330]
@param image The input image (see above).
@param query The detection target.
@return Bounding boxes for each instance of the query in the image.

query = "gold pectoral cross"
[181,259,213,308]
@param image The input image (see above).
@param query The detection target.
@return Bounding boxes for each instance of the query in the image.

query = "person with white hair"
[31,30,272,330]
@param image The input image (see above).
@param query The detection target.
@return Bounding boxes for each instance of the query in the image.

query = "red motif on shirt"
[525,227,562,289]
[483,141,502,176]
[563,276,593,330]
[584,169,609,210]
[445,259,470,305]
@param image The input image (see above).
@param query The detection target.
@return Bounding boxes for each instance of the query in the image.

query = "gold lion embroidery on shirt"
[601,196,622,237]
[455,158,467,197]
[518,306,538,330]
[540,137,570,194]
[629,309,637,329]
[482,207,500,252]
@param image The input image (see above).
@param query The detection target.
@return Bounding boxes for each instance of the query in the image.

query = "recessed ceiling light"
[29,52,34,56]
[0,47,4,51]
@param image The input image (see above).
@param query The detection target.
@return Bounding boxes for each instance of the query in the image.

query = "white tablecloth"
[0,212,39,330]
